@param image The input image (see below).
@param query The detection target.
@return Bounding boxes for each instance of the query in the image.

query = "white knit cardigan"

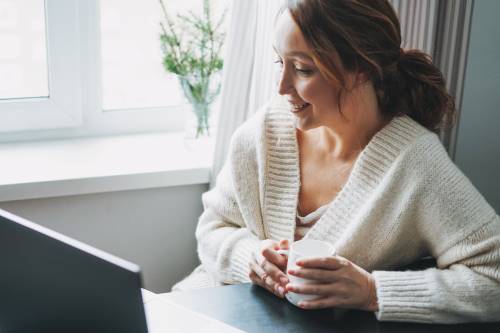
[189,97,500,323]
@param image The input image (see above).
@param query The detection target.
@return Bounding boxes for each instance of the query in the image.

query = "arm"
[373,217,500,323]
[372,143,500,323]
[195,124,265,285]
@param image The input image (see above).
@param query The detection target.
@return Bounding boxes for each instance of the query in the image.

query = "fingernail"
[280,276,288,284]
[288,269,295,274]
[278,286,284,294]
[296,261,303,266]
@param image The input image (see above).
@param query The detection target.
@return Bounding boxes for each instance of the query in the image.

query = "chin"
[291,104,322,131]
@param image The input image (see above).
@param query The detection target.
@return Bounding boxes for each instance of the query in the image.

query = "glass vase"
[178,74,220,141]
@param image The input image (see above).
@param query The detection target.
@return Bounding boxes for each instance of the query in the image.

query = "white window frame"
[0,0,186,142]
[0,0,82,133]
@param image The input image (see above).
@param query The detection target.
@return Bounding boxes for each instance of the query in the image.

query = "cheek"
[296,80,321,103]
[300,80,339,107]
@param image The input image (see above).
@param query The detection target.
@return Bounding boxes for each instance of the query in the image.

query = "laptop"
[0,208,242,333]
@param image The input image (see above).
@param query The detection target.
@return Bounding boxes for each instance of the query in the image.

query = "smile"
[290,102,310,113]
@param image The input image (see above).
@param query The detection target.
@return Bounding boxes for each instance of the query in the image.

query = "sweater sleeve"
[373,217,500,323]
[372,138,500,323]
[195,124,264,285]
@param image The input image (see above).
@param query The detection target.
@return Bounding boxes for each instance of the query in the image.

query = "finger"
[254,240,280,266]
[279,239,289,250]
[251,261,285,292]
[296,256,349,270]
[287,267,339,283]
[262,260,289,285]
[248,270,260,284]
[250,261,268,281]
[253,249,266,266]
[262,247,287,268]
[250,270,285,298]
[250,271,277,295]
[262,239,280,251]
[286,282,335,295]
[298,296,342,310]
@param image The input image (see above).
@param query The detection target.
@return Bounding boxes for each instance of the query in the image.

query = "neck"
[297,84,389,161]
[325,114,388,159]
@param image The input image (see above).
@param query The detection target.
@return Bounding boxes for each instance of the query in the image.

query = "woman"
[173,0,500,323]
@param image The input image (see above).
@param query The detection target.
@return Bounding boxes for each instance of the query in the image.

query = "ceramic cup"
[278,239,336,306]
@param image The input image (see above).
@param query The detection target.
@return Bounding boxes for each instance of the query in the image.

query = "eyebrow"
[273,45,313,61]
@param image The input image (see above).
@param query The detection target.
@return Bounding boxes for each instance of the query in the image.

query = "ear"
[355,71,369,85]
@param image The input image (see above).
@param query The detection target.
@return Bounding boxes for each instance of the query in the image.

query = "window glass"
[0,0,49,100]
[100,0,228,111]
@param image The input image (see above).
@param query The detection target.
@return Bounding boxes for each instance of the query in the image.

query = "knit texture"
[183,96,500,323]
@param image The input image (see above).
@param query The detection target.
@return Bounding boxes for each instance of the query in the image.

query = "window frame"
[0,0,82,134]
[0,0,187,142]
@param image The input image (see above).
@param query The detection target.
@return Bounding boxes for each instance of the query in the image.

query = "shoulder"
[381,115,451,176]
[230,106,267,150]
[372,115,496,220]
[396,119,498,240]
[397,123,459,186]
[392,120,472,197]
[228,96,293,160]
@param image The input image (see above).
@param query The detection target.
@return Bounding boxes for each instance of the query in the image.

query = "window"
[0,0,229,141]
[0,0,49,100]
[0,0,81,135]
[100,0,184,110]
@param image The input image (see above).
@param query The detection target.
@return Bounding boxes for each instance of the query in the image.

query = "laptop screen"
[0,208,148,333]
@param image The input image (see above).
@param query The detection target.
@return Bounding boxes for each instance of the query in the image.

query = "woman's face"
[273,10,348,130]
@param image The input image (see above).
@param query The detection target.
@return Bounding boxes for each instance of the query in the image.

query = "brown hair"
[285,0,455,131]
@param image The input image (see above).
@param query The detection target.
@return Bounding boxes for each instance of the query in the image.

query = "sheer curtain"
[210,0,283,187]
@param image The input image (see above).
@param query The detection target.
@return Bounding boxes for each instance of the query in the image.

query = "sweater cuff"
[226,236,262,283]
[372,270,434,323]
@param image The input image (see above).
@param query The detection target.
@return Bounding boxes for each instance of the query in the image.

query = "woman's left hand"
[285,256,379,312]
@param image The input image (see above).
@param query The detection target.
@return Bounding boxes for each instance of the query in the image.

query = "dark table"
[163,283,500,333]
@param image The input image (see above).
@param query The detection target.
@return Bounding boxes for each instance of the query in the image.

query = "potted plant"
[159,0,227,138]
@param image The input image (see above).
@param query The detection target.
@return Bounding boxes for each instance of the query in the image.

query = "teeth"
[291,102,309,110]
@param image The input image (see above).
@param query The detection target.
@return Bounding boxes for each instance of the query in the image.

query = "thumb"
[279,239,290,250]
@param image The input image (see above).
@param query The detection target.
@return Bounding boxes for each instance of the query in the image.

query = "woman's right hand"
[248,239,289,298]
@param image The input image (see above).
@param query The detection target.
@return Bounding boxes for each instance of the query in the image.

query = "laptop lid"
[0,208,148,333]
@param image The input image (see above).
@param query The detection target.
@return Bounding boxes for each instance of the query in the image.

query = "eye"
[295,67,314,76]
[274,59,284,67]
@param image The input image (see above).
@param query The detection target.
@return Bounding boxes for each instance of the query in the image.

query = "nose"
[277,66,293,96]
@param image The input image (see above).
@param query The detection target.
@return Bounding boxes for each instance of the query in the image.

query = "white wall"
[0,183,208,293]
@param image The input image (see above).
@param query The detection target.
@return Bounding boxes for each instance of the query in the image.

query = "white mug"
[278,239,336,306]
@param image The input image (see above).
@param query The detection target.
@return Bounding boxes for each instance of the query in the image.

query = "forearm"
[373,266,500,323]
[372,219,500,323]
[196,211,261,284]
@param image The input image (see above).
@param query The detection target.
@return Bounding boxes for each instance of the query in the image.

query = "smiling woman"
[172,0,500,324]
[272,9,387,137]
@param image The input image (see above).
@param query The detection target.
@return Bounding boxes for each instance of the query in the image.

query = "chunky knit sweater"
[190,97,500,323]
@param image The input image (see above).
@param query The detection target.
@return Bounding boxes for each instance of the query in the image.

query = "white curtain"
[210,0,284,187]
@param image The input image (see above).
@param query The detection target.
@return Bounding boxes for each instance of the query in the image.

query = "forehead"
[273,9,312,59]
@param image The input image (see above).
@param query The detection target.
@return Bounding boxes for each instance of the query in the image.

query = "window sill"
[0,132,214,202]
